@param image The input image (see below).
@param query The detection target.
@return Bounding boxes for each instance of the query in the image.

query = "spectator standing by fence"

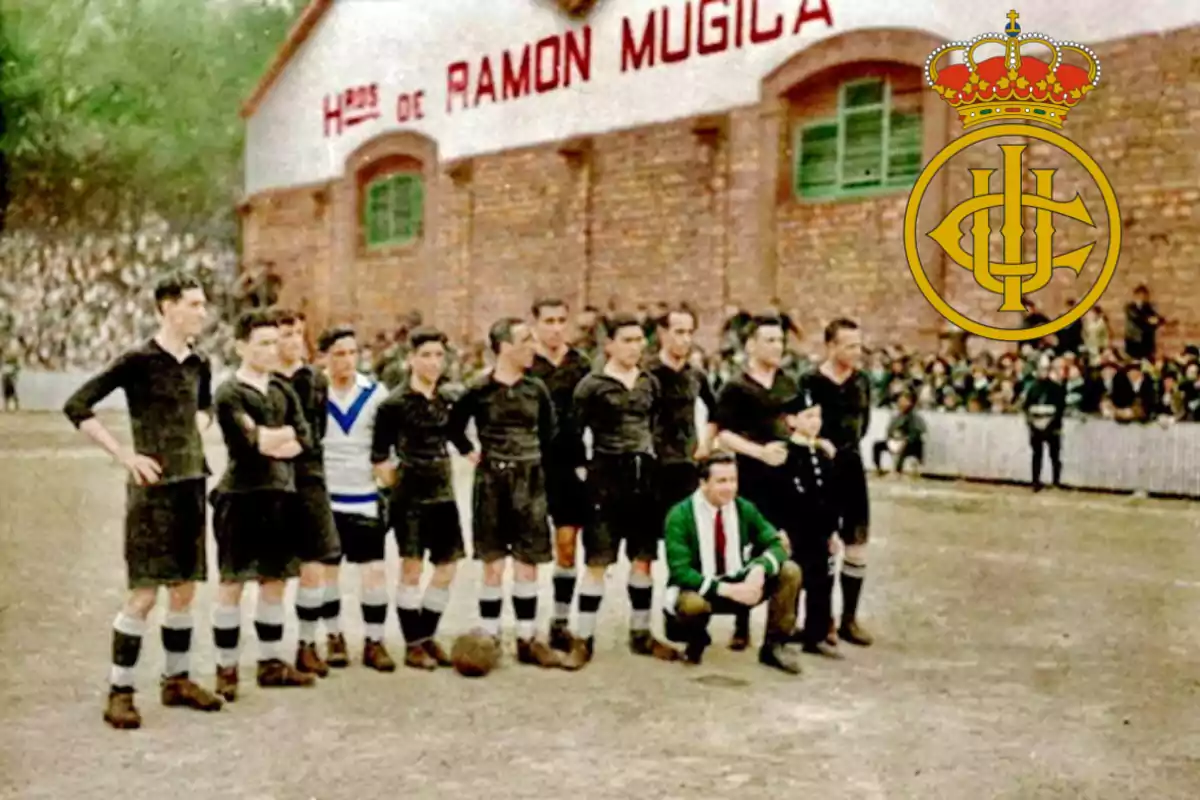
[1023,358,1066,492]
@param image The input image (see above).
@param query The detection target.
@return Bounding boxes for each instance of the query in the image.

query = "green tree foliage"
[0,0,299,230]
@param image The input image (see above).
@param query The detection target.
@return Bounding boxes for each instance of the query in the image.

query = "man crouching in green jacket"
[662,451,802,674]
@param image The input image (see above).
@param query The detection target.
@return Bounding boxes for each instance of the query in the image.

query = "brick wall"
[242,26,1200,355]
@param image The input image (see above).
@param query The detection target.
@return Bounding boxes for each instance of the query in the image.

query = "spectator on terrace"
[1124,284,1164,361]
[1111,361,1155,423]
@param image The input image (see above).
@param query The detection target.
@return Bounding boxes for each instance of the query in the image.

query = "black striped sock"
[479,584,502,638]
[552,566,577,626]
[254,600,285,662]
[627,573,653,634]
[109,612,146,689]
[512,581,538,642]
[397,584,423,644]
[161,611,193,678]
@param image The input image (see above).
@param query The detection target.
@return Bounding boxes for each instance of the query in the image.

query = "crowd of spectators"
[1,230,1195,427]
[0,219,247,373]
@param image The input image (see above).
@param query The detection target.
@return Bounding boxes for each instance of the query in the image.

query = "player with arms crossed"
[64,273,224,729]
[318,326,395,671]
[209,310,317,701]
[448,318,575,669]
[372,327,467,670]
[799,319,874,647]
[527,298,593,655]
[569,313,679,663]
[275,310,344,677]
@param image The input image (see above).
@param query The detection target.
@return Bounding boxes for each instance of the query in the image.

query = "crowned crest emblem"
[925,10,1101,129]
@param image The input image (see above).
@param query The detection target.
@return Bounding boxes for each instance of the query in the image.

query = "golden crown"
[925,11,1101,129]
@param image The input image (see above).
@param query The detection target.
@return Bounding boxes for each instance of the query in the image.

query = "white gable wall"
[245,0,1195,196]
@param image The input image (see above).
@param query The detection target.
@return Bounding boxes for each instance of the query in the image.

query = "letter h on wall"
[324,93,343,138]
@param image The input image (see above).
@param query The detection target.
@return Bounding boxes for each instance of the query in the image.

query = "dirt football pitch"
[0,411,1197,799]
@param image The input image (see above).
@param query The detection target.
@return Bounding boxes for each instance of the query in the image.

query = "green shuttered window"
[364,173,424,247]
[794,78,924,200]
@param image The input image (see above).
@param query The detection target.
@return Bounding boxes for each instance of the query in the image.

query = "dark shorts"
[395,500,465,565]
[832,452,870,546]
[738,463,789,529]
[584,453,660,567]
[333,511,386,564]
[546,463,589,528]
[291,481,342,563]
[471,457,551,565]
[212,490,300,582]
[124,479,207,589]
[657,461,698,521]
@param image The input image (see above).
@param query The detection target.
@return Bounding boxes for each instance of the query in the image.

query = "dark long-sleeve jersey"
[213,375,312,493]
[370,383,471,504]
[798,369,872,455]
[571,371,660,459]
[448,373,556,462]
[712,369,798,503]
[62,338,212,483]
[530,348,591,466]
[646,355,716,464]
[277,364,328,484]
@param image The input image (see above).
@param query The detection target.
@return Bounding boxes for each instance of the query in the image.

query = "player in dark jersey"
[712,315,798,650]
[63,273,224,729]
[372,327,467,670]
[210,310,317,701]
[799,318,874,647]
[647,305,717,520]
[527,297,592,653]
[570,313,680,663]
[448,318,571,669]
[275,310,342,677]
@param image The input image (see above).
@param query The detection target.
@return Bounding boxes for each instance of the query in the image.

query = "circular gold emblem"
[904,123,1121,342]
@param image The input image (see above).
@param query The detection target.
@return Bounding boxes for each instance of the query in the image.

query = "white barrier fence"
[8,371,1200,498]
[863,410,1200,498]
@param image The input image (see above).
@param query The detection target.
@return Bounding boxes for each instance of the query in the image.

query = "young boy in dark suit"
[779,391,843,659]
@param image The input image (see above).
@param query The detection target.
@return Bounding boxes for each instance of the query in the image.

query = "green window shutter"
[363,173,424,246]
[843,79,884,109]
[792,77,923,200]
[366,180,390,246]
[841,108,885,189]
[886,111,923,187]
[796,122,839,198]
[393,175,423,242]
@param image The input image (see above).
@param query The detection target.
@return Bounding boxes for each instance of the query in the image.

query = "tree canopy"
[0,0,300,232]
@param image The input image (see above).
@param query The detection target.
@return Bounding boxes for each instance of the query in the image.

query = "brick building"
[240,0,1200,352]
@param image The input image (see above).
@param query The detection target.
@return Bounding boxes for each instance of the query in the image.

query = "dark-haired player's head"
[745,315,784,369]
[1133,283,1150,301]
[531,297,570,351]
[604,312,646,370]
[318,326,357,383]
[235,310,280,373]
[657,306,696,361]
[274,308,307,366]
[698,452,738,507]
[489,317,535,370]
[407,326,448,385]
[824,318,862,370]
[153,273,207,338]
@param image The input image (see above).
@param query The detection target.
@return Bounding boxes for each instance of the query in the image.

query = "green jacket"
[664,493,787,603]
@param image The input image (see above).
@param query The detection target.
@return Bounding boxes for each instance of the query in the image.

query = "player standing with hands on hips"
[64,273,225,729]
